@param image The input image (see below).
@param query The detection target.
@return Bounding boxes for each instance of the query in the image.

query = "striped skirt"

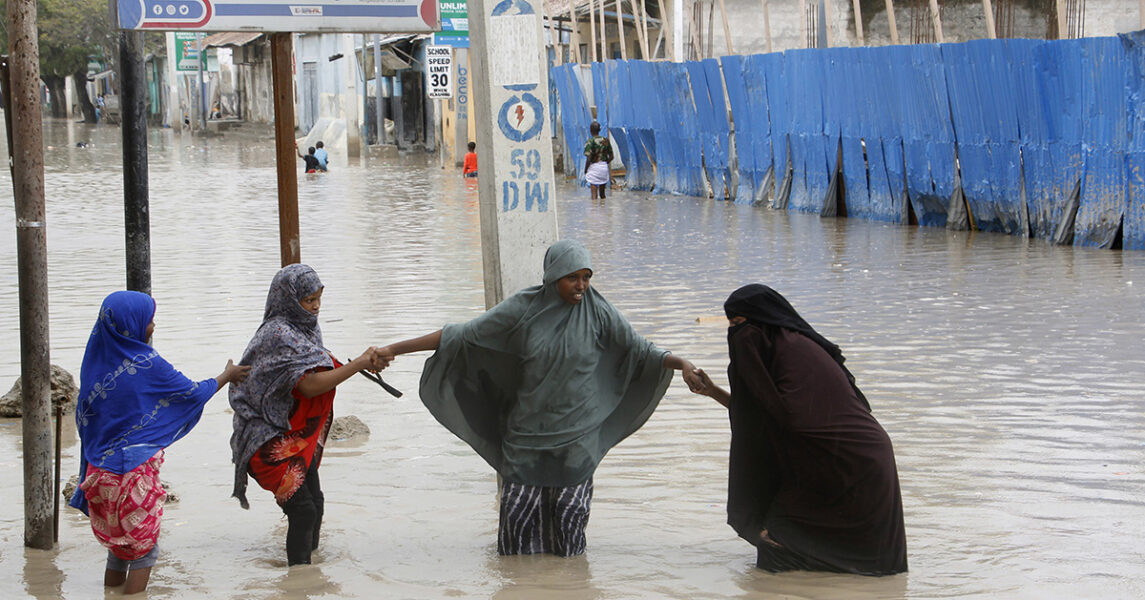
[498,478,593,557]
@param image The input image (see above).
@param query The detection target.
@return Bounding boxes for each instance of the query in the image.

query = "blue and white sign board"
[113,0,440,32]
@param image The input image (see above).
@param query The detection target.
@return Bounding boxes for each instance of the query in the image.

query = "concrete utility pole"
[6,0,54,550]
[469,0,560,307]
[120,30,152,294]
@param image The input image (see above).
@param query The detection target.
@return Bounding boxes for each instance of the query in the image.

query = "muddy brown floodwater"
[1,119,1143,599]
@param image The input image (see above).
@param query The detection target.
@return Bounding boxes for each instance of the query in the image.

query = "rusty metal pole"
[271,32,301,267]
[120,30,152,294]
[7,0,55,550]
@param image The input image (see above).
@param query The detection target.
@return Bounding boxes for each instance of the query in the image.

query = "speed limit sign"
[426,45,453,99]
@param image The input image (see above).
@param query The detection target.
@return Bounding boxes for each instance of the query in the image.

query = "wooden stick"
[588,0,598,62]
[570,1,581,63]
[598,0,608,60]
[658,0,674,61]
[761,0,773,52]
[799,0,808,47]
[546,0,562,64]
[982,0,997,38]
[616,0,628,59]
[640,0,651,58]
[885,0,899,44]
[928,0,944,43]
[1055,0,1066,38]
[717,0,733,55]
[824,0,835,47]
[691,2,704,59]
[706,1,714,57]
[633,0,649,59]
[852,0,864,45]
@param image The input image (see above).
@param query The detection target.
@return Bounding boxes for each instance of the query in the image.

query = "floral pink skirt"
[80,451,167,561]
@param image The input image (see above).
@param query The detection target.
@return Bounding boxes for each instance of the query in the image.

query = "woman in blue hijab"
[69,290,249,595]
[381,239,702,556]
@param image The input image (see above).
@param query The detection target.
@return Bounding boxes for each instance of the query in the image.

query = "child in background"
[463,141,478,178]
[70,291,249,595]
[314,141,329,172]
[296,143,320,174]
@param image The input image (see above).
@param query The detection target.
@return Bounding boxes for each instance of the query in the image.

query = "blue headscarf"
[68,291,217,515]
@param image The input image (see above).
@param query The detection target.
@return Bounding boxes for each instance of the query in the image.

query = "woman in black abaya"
[691,284,907,575]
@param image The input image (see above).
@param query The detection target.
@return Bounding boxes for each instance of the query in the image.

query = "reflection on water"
[1,118,1144,599]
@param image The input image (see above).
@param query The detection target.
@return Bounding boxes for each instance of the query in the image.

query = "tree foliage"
[1,0,115,119]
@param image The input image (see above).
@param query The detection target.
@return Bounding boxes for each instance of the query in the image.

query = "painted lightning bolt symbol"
[515,104,525,127]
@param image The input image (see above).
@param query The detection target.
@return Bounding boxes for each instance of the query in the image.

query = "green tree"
[1,0,116,121]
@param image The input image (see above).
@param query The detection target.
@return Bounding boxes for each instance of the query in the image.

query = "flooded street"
[1,119,1144,599]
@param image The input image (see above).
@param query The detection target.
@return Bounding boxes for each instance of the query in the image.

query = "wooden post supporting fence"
[799,0,809,47]
[928,0,945,43]
[1056,0,1067,38]
[588,0,598,62]
[598,0,608,60]
[570,3,582,63]
[271,33,301,267]
[638,0,651,59]
[885,0,900,44]
[6,0,54,551]
[717,0,733,55]
[982,0,997,38]
[852,0,865,45]
[617,0,628,59]
[760,0,773,52]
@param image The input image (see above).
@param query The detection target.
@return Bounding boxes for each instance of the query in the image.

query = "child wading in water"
[229,264,390,566]
[70,291,249,595]
[463,141,478,177]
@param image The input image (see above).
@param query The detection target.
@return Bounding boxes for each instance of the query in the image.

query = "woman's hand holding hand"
[682,362,704,393]
[690,368,714,396]
[375,345,398,370]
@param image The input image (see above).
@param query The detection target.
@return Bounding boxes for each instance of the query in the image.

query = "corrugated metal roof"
[201,32,264,48]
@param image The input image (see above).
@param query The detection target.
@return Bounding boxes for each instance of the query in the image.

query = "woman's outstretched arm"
[296,347,387,398]
[382,330,443,357]
[662,354,704,393]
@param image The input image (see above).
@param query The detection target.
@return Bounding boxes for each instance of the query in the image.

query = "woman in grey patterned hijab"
[229,264,387,565]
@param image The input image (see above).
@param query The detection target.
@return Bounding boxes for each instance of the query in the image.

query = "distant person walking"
[462,141,478,178]
[690,284,908,576]
[583,121,613,200]
[70,291,249,595]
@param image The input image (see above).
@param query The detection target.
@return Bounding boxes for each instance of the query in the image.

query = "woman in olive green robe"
[382,239,701,556]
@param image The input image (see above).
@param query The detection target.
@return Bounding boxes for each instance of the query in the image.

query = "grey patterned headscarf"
[229,264,334,508]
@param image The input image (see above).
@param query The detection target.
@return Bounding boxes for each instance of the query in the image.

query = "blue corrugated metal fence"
[550,32,1145,249]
